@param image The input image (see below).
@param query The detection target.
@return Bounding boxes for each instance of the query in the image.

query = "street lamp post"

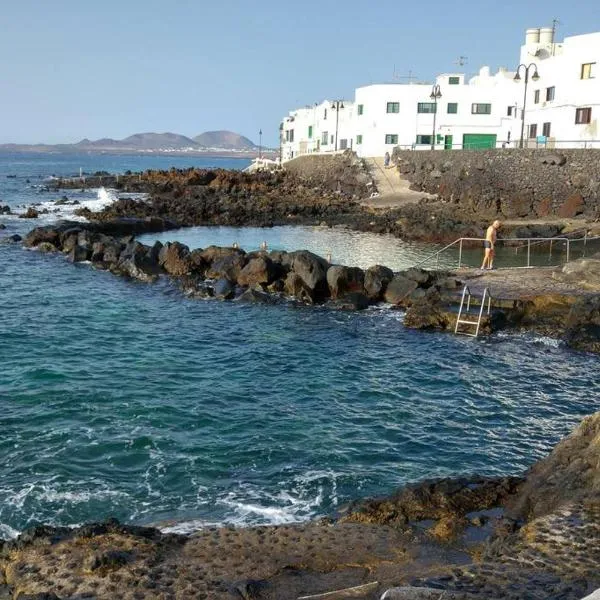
[331,100,344,151]
[514,63,540,149]
[430,84,442,151]
[259,129,263,159]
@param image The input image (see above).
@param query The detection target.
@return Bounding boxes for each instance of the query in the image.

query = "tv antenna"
[455,56,468,67]
[551,18,560,55]
[393,67,419,83]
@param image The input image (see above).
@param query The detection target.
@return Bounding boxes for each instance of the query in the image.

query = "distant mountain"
[193,130,257,150]
[75,132,200,150]
[0,130,267,155]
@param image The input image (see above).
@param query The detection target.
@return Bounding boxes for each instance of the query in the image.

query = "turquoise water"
[1,153,599,539]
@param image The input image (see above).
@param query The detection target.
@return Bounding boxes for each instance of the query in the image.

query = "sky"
[0,0,597,146]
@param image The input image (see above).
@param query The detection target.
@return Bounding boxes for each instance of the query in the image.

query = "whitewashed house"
[353,67,521,157]
[519,27,600,148]
[280,100,355,161]
[279,26,600,160]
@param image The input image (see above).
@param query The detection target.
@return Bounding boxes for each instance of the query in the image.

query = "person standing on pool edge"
[481,220,501,270]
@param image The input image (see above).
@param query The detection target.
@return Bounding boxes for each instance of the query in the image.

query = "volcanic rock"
[384,275,419,305]
[237,256,277,287]
[364,265,394,300]
[326,265,365,299]
[158,241,191,276]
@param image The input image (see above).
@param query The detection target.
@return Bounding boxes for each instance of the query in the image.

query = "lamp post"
[258,129,263,159]
[331,100,344,151]
[514,63,540,149]
[430,84,442,151]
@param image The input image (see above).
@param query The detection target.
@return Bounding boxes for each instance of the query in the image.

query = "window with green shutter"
[471,103,492,115]
[385,134,398,144]
[449,76,460,85]
[356,135,363,145]
[308,126,313,139]
[386,102,400,113]
[416,134,432,145]
[447,102,458,114]
[357,104,364,115]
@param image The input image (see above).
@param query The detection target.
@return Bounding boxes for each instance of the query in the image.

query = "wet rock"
[289,250,329,299]
[0,223,5,230]
[37,242,58,253]
[207,252,248,281]
[236,288,277,304]
[158,241,191,276]
[238,256,277,287]
[67,245,90,263]
[1,234,22,244]
[18,207,39,219]
[0,204,11,214]
[555,259,600,291]
[563,295,600,353]
[326,265,365,299]
[364,265,394,300]
[213,278,236,300]
[384,275,419,305]
[404,297,451,330]
[284,272,317,303]
[24,227,61,248]
[331,292,371,311]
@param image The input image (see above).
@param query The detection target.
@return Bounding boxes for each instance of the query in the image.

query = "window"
[449,76,460,85]
[542,122,551,137]
[581,62,596,79]
[575,107,592,124]
[308,126,313,139]
[416,134,432,145]
[288,129,294,143]
[330,135,334,144]
[339,139,348,150]
[385,134,398,144]
[534,90,540,104]
[417,102,437,113]
[324,109,328,120]
[507,106,515,117]
[386,102,400,113]
[285,130,290,142]
[546,86,555,101]
[528,124,538,139]
[321,131,329,145]
[356,134,363,145]
[357,104,364,116]
[447,102,458,114]
[471,103,491,115]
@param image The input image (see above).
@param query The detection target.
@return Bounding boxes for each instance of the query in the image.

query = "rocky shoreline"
[7,215,600,354]
[2,412,600,599]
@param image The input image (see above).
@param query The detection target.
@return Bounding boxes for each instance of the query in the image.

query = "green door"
[462,134,497,149]
[444,135,453,150]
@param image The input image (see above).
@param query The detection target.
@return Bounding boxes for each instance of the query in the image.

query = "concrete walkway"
[362,157,436,208]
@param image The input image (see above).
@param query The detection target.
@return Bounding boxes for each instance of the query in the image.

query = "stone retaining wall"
[392,148,600,220]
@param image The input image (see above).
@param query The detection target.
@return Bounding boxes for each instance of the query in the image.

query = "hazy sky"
[0,0,596,145]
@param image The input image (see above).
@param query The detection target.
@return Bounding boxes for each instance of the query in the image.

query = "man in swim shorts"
[481,220,501,270]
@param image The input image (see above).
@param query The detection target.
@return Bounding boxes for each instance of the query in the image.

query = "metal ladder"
[454,285,493,337]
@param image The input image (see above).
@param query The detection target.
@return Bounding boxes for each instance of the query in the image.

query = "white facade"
[354,68,521,157]
[518,29,600,148]
[279,26,600,161]
[280,100,355,161]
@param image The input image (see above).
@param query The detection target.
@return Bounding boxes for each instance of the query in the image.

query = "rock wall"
[392,148,600,220]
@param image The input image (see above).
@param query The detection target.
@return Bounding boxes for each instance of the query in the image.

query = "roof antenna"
[551,18,560,55]
[455,56,468,67]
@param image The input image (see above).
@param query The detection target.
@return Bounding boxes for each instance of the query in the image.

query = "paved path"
[361,158,436,208]
[458,266,596,300]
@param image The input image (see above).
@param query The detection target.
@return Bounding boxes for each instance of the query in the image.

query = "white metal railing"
[413,235,600,270]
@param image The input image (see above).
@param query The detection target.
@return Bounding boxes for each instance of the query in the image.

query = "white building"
[353,67,521,157]
[279,26,600,161]
[518,27,599,148]
[280,100,355,161]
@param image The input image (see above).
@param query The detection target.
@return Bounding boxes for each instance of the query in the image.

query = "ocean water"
[1,152,599,539]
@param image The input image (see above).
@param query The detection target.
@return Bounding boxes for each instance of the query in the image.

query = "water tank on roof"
[539,27,554,44]
[526,28,540,44]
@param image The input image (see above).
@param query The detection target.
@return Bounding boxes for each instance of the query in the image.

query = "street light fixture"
[331,100,344,151]
[514,63,540,149]
[430,84,442,151]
